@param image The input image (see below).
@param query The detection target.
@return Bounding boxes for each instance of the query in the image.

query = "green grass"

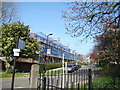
[96,66,103,70]
[92,76,120,89]
[44,63,62,70]
[0,73,29,78]
[0,69,63,78]
[41,70,63,76]
[78,76,120,89]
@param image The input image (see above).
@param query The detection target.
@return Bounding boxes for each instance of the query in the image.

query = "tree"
[77,54,84,62]
[62,2,120,41]
[0,2,19,57]
[1,22,42,73]
[89,48,99,63]
[0,2,19,24]
[90,22,120,76]
[94,24,119,63]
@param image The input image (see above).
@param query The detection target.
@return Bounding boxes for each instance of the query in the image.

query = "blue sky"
[16,2,94,55]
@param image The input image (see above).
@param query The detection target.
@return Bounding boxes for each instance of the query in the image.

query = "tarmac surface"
[1,65,100,89]
[2,77,30,89]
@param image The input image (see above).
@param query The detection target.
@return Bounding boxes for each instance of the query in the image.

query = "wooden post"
[30,64,39,89]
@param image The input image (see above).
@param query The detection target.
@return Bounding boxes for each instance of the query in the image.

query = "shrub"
[5,67,12,74]
[44,63,62,70]
[101,64,120,77]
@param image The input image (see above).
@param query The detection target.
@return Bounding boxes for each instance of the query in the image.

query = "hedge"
[44,63,62,70]
[43,62,81,70]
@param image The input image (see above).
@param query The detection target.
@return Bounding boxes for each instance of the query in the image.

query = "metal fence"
[37,68,94,90]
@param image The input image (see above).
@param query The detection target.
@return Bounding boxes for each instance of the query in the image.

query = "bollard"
[30,64,39,89]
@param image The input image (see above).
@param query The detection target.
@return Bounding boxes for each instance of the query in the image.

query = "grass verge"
[79,76,120,89]
[0,73,29,78]
[92,76,120,89]
[96,66,103,70]
[41,69,63,76]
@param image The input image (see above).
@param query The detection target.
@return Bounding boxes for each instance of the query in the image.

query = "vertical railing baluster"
[50,70,52,89]
[56,79,59,89]
[88,69,92,90]
[79,70,80,84]
[77,83,80,90]
[81,69,83,89]
[76,70,78,87]
[42,72,43,88]
[51,69,53,90]
[74,71,76,88]
[87,69,89,87]
[54,70,57,81]
[37,78,39,90]
[68,72,69,88]
[39,72,41,89]
[55,69,56,88]
[65,69,66,88]
[48,70,49,89]
[61,70,63,89]
[66,81,68,89]
[74,71,75,83]
[58,70,60,88]
[85,69,86,88]
[47,77,49,90]
[83,69,85,90]
[71,82,74,90]
[79,70,81,89]
[52,78,54,90]
[70,72,71,87]
[42,72,46,90]
[43,76,46,90]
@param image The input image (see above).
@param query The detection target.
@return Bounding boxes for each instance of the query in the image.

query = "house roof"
[0,57,34,63]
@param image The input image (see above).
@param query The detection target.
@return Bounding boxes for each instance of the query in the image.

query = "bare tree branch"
[0,2,19,24]
[62,2,120,41]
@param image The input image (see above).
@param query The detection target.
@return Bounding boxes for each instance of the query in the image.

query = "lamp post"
[46,33,53,62]
[46,33,53,52]
[47,33,53,44]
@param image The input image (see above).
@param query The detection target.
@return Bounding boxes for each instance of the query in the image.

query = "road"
[1,65,98,89]
[2,77,30,89]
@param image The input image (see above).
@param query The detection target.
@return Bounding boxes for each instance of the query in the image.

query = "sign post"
[11,36,25,90]
[62,53,65,88]
[11,36,19,90]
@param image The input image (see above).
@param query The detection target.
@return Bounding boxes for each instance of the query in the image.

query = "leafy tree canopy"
[1,21,42,58]
[90,23,120,64]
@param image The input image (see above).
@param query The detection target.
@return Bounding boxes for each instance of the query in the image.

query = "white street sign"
[13,49,20,56]
[47,49,51,54]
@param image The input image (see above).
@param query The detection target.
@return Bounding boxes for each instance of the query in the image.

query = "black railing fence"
[37,68,96,90]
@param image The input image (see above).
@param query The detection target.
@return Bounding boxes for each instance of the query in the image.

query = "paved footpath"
[1,67,62,89]
[2,77,30,89]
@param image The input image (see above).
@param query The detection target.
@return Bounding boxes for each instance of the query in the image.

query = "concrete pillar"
[30,64,39,89]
